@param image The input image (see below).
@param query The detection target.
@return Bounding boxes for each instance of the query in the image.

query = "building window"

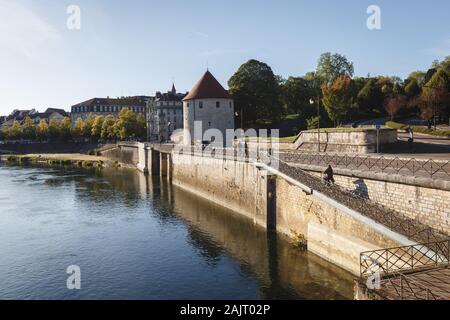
[199,101,203,109]
[216,101,220,108]
[187,103,190,108]
[229,101,233,109]
[208,121,211,127]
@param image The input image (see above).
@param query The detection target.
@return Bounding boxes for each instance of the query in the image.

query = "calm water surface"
[0,163,354,299]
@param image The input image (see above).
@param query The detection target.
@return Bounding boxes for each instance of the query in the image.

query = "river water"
[0,164,354,299]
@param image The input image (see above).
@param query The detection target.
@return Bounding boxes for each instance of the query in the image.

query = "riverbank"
[0,153,127,169]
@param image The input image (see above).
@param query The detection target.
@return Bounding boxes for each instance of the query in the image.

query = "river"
[0,163,354,299]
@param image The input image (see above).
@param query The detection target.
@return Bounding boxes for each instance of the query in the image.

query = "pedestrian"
[407,126,414,148]
[244,141,249,159]
[323,165,335,184]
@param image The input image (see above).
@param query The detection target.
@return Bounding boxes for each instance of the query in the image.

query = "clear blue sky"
[0,0,449,114]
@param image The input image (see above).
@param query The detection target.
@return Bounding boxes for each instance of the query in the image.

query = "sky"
[0,0,449,114]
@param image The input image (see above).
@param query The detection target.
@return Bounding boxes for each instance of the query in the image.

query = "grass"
[302,127,388,133]
[386,121,450,138]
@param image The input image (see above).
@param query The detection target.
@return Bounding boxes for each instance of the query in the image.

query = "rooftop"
[183,71,230,101]
[72,96,150,107]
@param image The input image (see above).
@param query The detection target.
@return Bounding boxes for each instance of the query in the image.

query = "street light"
[310,97,320,152]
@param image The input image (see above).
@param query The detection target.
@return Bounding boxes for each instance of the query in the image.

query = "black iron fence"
[280,151,450,180]
[361,240,450,277]
[385,273,445,300]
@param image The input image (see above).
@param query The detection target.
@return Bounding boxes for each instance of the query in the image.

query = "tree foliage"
[316,52,354,84]
[228,59,282,125]
[321,75,355,124]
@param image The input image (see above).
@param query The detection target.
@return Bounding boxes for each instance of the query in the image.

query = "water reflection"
[0,164,354,299]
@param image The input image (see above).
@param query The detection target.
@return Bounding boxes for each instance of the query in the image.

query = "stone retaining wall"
[294,129,398,153]
[302,167,450,235]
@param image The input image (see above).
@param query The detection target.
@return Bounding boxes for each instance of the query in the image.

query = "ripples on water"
[0,163,355,300]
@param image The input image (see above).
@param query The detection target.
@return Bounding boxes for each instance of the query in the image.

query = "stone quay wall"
[302,167,450,236]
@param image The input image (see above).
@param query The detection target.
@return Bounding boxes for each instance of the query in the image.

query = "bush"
[386,121,408,130]
[306,116,320,130]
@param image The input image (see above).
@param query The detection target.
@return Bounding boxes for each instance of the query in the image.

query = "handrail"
[360,239,450,277]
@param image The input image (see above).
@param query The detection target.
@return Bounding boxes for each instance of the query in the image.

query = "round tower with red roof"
[182,71,235,145]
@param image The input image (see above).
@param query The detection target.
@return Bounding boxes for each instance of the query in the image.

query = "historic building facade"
[70,96,152,123]
[182,71,235,145]
[147,84,186,142]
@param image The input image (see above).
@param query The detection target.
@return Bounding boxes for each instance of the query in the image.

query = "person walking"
[407,126,414,149]
[323,165,335,184]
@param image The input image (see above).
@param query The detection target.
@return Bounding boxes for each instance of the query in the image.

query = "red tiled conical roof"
[183,71,230,101]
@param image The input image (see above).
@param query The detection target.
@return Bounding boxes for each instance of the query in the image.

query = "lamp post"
[310,97,320,152]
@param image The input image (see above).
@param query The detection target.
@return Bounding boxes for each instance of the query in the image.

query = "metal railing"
[386,273,444,300]
[361,240,450,277]
[280,151,450,180]
[360,240,450,300]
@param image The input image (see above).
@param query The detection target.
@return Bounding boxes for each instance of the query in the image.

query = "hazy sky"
[0,0,449,114]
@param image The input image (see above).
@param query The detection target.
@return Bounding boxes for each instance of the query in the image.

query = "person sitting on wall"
[323,165,335,184]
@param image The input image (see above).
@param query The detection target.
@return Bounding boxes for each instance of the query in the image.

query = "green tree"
[135,114,146,139]
[228,59,282,125]
[114,108,137,140]
[60,117,72,141]
[101,115,116,139]
[407,71,426,86]
[419,69,450,122]
[321,75,355,125]
[404,79,421,97]
[82,113,95,138]
[48,119,61,140]
[281,77,315,116]
[316,52,354,84]
[0,126,7,140]
[9,120,22,140]
[72,117,84,139]
[22,116,36,140]
[91,115,105,140]
[36,120,49,140]
[357,79,383,116]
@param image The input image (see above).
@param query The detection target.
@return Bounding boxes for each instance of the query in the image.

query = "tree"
[72,117,84,139]
[384,95,407,121]
[357,79,383,116]
[91,115,105,140]
[228,59,282,125]
[407,71,426,86]
[281,77,315,118]
[419,69,450,123]
[404,79,421,98]
[48,119,61,140]
[0,126,7,141]
[36,120,49,141]
[82,113,95,138]
[101,115,116,139]
[135,114,146,139]
[316,52,354,84]
[60,117,72,141]
[8,120,22,140]
[114,108,137,140]
[321,75,355,125]
[22,116,36,140]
